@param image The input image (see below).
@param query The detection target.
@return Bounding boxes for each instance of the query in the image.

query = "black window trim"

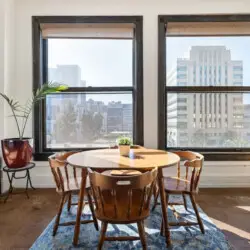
[158,14,250,161]
[32,16,143,161]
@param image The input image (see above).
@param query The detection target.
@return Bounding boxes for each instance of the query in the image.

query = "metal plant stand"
[3,162,36,203]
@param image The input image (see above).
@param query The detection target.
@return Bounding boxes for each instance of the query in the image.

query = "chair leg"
[53,194,66,236]
[160,218,164,236]
[87,189,99,231]
[152,189,159,211]
[98,222,108,250]
[189,194,205,234]
[67,193,72,212]
[159,192,169,237]
[182,193,188,211]
[137,221,147,250]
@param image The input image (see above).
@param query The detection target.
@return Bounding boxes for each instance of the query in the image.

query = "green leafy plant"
[0,81,68,139]
[117,136,132,146]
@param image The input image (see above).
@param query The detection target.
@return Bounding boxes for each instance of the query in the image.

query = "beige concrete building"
[167,46,244,147]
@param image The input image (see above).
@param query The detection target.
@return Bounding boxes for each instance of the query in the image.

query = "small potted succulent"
[117,136,132,156]
[0,82,68,168]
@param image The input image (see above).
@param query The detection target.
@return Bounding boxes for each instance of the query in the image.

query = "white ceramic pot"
[118,145,130,156]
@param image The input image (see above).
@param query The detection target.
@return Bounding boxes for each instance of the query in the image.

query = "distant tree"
[55,101,77,143]
[191,130,206,147]
[222,130,249,147]
[223,138,249,147]
[167,132,176,147]
[80,111,103,141]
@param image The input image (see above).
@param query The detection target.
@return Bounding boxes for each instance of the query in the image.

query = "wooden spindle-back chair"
[48,152,98,236]
[88,167,158,250]
[168,151,204,193]
[153,151,205,235]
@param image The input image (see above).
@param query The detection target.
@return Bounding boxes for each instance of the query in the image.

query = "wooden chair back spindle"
[173,151,204,193]
[48,151,80,193]
[88,168,157,222]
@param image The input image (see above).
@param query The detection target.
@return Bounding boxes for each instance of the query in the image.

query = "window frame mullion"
[166,86,250,93]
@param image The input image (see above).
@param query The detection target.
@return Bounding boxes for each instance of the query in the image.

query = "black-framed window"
[32,16,143,160]
[158,15,250,160]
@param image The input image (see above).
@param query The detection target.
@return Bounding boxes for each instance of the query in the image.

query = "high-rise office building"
[50,65,81,87]
[47,65,86,139]
[167,46,243,147]
[122,104,133,132]
[107,102,123,133]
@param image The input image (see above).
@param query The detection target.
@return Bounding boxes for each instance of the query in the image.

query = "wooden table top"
[67,148,180,169]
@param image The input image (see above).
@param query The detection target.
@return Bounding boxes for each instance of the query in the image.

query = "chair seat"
[102,169,142,176]
[57,176,91,193]
[163,176,190,193]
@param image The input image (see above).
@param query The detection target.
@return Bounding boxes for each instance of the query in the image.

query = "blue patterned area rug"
[31,196,233,250]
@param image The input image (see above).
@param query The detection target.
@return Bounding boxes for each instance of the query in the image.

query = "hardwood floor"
[0,188,249,250]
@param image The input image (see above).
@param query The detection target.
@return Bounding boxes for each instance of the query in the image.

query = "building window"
[159,15,250,160]
[177,66,187,71]
[177,74,187,79]
[33,16,143,160]
[233,74,243,79]
[233,66,243,71]
[234,82,243,86]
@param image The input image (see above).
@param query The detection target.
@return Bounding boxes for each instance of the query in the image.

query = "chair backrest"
[48,151,80,193]
[173,151,204,192]
[88,168,157,222]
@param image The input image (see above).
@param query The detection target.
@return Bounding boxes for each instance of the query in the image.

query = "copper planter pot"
[1,138,33,168]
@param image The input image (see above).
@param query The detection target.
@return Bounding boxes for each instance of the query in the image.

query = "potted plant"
[117,136,132,156]
[0,82,68,168]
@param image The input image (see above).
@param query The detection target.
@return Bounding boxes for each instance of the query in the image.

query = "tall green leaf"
[0,82,68,139]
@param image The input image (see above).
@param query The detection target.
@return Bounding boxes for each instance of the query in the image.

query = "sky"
[48,38,132,104]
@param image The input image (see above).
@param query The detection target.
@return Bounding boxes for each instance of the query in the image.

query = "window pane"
[166,37,250,86]
[46,93,132,148]
[167,93,250,148]
[48,39,132,87]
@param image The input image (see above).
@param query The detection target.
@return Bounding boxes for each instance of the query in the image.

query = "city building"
[47,65,86,140]
[167,46,244,147]
[122,104,133,132]
[49,65,81,87]
[46,65,133,146]
[107,102,123,133]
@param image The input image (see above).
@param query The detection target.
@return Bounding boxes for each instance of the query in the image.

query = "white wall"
[0,2,5,142]
[1,0,250,190]
[1,0,15,191]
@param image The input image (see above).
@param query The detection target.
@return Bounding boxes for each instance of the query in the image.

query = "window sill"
[33,145,144,161]
[33,150,250,161]
[201,153,250,161]
[166,151,250,161]
[33,148,105,161]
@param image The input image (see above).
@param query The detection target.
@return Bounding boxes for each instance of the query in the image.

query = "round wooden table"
[67,147,180,247]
